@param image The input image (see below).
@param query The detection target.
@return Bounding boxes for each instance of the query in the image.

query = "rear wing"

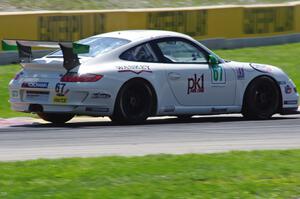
[2,40,89,71]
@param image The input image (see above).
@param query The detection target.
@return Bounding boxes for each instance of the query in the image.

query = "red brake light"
[61,73,103,82]
[14,71,23,80]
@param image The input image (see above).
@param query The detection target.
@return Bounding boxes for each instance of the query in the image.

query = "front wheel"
[242,76,280,120]
[111,80,154,124]
[37,112,75,124]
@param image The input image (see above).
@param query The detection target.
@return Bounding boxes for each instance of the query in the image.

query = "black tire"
[242,76,280,120]
[111,79,154,124]
[37,112,75,124]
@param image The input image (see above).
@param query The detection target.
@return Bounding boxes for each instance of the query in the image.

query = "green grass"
[1,0,297,11]
[0,43,299,118]
[0,150,300,198]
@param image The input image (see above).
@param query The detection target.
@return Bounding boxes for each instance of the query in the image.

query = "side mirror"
[209,55,219,66]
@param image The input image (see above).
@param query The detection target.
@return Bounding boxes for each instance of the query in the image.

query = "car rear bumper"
[9,78,116,116]
[10,101,114,116]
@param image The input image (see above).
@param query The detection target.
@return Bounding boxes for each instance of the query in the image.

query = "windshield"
[48,37,131,57]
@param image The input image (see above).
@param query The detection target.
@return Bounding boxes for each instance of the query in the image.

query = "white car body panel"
[9,30,299,118]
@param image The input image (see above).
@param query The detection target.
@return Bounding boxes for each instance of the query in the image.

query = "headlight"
[249,63,273,73]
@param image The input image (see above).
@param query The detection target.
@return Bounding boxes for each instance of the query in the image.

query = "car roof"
[92,30,189,42]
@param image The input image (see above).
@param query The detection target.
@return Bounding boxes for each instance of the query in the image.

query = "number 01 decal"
[211,66,226,84]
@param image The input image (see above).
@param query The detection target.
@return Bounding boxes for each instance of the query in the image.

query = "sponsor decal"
[284,100,298,105]
[53,96,67,103]
[162,106,175,113]
[211,66,226,84]
[187,74,204,94]
[211,108,227,113]
[117,65,152,74]
[147,11,207,37]
[86,107,109,112]
[244,7,293,35]
[55,83,68,96]
[26,91,49,101]
[285,85,293,94]
[22,82,48,89]
[91,92,111,99]
[236,67,245,80]
[53,82,68,103]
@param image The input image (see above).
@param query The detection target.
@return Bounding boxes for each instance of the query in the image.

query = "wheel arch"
[114,77,158,116]
[242,75,283,113]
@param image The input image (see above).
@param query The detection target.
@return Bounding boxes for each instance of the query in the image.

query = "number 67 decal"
[55,83,66,96]
[211,66,226,84]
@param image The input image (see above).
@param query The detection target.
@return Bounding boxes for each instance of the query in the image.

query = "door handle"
[168,72,181,80]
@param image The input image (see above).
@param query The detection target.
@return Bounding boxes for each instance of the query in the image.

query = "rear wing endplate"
[1,40,89,71]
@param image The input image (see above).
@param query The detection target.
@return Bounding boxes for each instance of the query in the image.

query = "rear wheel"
[242,76,280,120]
[37,112,75,124]
[111,80,154,124]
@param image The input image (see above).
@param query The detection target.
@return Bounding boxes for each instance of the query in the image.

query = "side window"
[120,43,158,62]
[157,40,207,63]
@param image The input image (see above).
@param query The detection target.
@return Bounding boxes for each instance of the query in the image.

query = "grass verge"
[0,150,300,198]
[0,42,299,118]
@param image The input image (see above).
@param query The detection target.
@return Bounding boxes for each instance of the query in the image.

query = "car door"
[154,37,236,106]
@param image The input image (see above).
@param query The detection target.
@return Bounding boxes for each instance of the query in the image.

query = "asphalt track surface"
[0,113,300,161]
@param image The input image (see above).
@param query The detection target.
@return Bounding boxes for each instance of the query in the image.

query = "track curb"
[0,116,111,127]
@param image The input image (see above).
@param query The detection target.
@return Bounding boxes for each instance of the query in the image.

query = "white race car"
[5,30,299,124]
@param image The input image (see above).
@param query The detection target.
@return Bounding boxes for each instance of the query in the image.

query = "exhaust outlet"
[29,104,43,113]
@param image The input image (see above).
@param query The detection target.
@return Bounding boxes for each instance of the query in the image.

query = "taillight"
[14,71,23,80]
[61,73,103,82]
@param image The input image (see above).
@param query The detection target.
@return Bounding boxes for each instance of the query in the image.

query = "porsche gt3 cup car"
[5,30,299,124]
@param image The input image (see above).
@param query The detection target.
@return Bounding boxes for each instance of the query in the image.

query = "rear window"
[48,37,130,58]
[120,43,158,62]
